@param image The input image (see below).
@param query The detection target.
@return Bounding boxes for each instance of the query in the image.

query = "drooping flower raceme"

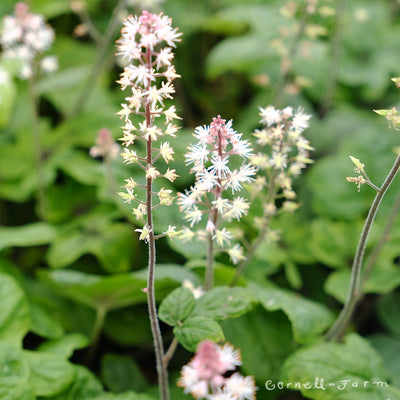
[177,116,256,264]
[116,11,182,241]
[178,340,257,400]
[0,2,58,79]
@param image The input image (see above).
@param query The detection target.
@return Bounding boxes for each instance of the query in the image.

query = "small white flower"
[227,244,245,264]
[135,225,151,242]
[213,228,233,247]
[224,373,257,400]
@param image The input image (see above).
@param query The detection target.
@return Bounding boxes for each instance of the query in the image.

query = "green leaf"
[193,286,255,320]
[40,265,198,311]
[0,222,56,250]
[104,307,151,346]
[30,302,64,339]
[173,316,225,352]
[368,334,400,389]
[205,4,286,78]
[221,307,295,383]
[309,219,361,269]
[325,265,400,304]
[40,270,146,310]
[49,365,103,400]
[92,393,155,400]
[377,292,400,337]
[0,273,30,346]
[0,68,16,128]
[24,350,75,397]
[101,353,148,394]
[0,344,32,400]
[158,287,196,326]
[251,283,334,343]
[38,334,89,358]
[281,333,400,399]
[47,216,134,273]
[57,149,103,186]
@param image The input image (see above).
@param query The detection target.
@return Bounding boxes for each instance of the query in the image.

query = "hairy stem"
[144,47,169,400]
[361,187,400,287]
[69,0,128,117]
[325,153,400,342]
[163,336,178,369]
[204,233,214,290]
[28,76,47,220]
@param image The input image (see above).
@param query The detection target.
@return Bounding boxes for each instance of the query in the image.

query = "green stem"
[230,171,278,286]
[325,153,400,341]
[361,187,400,287]
[144,46,169,400]
[163,336,178,369]
[28,76,47,220]
[204,232,214,290]
[86,304,107,365]
[69,0,128,117]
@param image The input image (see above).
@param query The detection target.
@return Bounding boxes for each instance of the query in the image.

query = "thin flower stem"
[28,75,47,220]
[69,0,128,117]
[76,6,103,44]
[230,172,278,286]
[163,336,178,368]
[204,232,214,290]
[361,187,400,287]
[86,304,107,365]
[325,153,400,342]
[145,46,169,400]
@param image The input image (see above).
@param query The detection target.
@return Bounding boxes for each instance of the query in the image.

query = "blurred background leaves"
[1,0,400,399]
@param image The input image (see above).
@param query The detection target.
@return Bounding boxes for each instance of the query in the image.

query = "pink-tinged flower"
[90,128,120,159]
[0,2,57,79]
[178,341,256,400]
[116,10,181,227]
[224,373,257,400]
[178,116,255,264]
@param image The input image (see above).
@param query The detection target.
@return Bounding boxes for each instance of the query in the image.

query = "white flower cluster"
[250,105,313,215]
[116,11,182,242]
[0,2,58,79]
[178,340,256,400]
[177,115,256,263]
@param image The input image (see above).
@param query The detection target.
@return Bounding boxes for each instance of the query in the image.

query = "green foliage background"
[1,0,400,399]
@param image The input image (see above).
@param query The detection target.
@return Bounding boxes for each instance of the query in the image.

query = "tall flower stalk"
[326,83,400,341]
[178,116,255,290]
[0,2,58,220]
[231,105,313,286]
[116,11,181,400]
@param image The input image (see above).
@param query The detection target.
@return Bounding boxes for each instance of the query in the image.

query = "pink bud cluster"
[0,2,58,79]
[177,116,256,263]
[178,340,256,400]
[116,11,182,241]
[89,128,120,159]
